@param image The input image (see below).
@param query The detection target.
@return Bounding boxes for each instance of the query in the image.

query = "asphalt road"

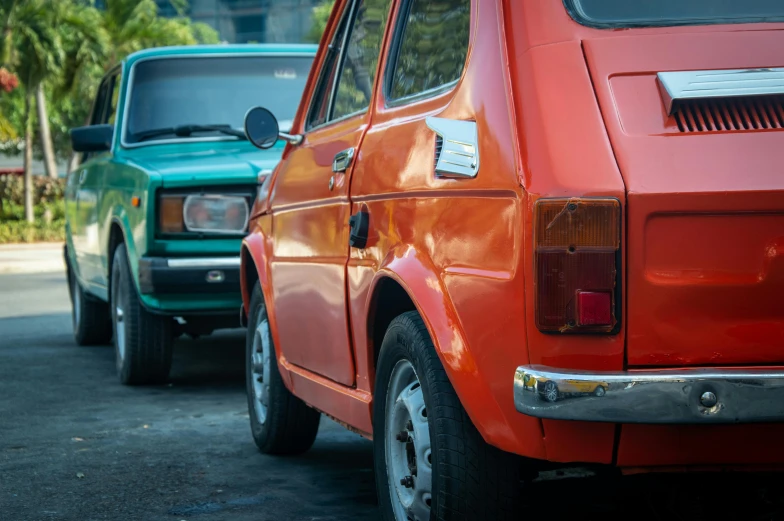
[1,272,783,521]
[0,273,377,521]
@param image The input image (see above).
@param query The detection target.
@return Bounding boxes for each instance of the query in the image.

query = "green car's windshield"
[124,55,313,144]
[564,0,784,28]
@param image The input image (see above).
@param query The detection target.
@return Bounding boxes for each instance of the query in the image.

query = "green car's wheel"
[67,253,112,346]
[111,244,173,385]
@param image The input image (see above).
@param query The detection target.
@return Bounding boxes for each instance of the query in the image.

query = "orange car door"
[268,0,393,386]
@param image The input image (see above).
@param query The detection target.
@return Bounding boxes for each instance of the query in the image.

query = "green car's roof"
[124,44,318,67]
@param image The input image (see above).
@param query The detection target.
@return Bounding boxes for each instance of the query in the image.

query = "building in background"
[157,0,320,43]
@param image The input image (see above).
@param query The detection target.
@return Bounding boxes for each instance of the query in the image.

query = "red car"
[240,0,784,519]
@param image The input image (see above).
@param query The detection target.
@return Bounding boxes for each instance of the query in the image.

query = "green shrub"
[0,177,67,243]
[0,174,66,207]
[0,200,65,221]
[0,218,65,244]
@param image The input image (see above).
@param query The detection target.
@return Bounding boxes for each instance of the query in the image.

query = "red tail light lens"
[534,198,620,333]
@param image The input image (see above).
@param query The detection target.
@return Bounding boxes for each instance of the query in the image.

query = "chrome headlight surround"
[182,194,249,234]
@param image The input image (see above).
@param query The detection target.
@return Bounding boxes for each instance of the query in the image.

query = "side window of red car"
[385,0,471,104]
[306,6,351,129]
[332,0,393,119]
[306,0,392,129]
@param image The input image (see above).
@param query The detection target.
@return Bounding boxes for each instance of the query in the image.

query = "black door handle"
[348,210,369,248]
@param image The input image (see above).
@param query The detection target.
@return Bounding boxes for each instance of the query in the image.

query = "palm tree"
[306,1,335,44]
[1,1,20,164]
[0,0,18,66]
[5,0,63,221]
[58,2,110,174]
[101,0,217,65]
[2,0,62,182]
[1,0,220,198]
[58,0,218,173]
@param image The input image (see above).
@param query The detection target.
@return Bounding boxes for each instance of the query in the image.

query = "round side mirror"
[244,107,279,150]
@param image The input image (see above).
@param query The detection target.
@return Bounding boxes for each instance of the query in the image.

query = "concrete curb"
[0,242,65,274]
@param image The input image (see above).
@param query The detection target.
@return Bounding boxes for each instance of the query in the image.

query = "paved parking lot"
[1,271,783,520]
[0,272,377,521]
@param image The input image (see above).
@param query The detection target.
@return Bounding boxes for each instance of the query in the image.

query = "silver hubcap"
[385,360,432,521]
[545,381,558,402]
[114,282,125,360]
[72,277,81,329]
[251,312,271,425]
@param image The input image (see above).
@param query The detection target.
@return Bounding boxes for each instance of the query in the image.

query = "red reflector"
[576,291,612,326]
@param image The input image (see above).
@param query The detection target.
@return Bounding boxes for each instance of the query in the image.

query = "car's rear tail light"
[534,198,620,333]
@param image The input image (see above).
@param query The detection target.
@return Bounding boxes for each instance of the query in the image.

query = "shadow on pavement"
[2,304,783,520]
[167,328,247,389]
[528,471,784,520]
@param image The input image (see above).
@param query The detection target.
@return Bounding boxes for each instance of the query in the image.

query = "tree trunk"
[1,23,13,67]
[67,152,80,175]
[36,84,58,179]
[24,88,34,224]
[1,0,18,66]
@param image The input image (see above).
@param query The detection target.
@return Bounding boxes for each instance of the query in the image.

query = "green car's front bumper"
[137,256,242,316]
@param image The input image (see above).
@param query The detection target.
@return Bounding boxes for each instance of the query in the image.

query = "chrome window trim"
[306,108,369,134]
[658,68,784,115]
[167,257,241,268]
[386,80,459,109]
[182,194,250,235]
[119,52,316,150]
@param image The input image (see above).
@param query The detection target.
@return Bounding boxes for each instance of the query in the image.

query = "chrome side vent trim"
[425,117,479,178]
[658,68,784,116]
[434,135,444,170]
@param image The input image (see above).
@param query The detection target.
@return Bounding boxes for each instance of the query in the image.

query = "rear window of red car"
[565,0,784,28]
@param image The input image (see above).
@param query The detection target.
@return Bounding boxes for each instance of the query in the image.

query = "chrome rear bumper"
[514,365,784,424]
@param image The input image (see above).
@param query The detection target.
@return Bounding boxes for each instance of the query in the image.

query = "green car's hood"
[122,142,282,188]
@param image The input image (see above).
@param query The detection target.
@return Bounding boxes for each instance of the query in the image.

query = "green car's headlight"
[182,194,249,234]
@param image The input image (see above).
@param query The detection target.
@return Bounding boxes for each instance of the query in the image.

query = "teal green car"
[64,44,316,384]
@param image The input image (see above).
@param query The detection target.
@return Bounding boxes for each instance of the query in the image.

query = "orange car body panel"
[241,0,784,467]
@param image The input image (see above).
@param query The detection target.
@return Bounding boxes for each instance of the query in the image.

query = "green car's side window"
[81,76,112,163]
[107,71,122,126]
[90,77,112,126]
[81,70,120,163]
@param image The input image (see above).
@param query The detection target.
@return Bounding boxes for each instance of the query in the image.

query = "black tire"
[594,385,606,397]
[67,254,112,346]
[246,284,320,454]
[111,244,173,385]
[373,311,523,521]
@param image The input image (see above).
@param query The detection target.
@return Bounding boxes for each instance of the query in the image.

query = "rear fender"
[371,245,545,458]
